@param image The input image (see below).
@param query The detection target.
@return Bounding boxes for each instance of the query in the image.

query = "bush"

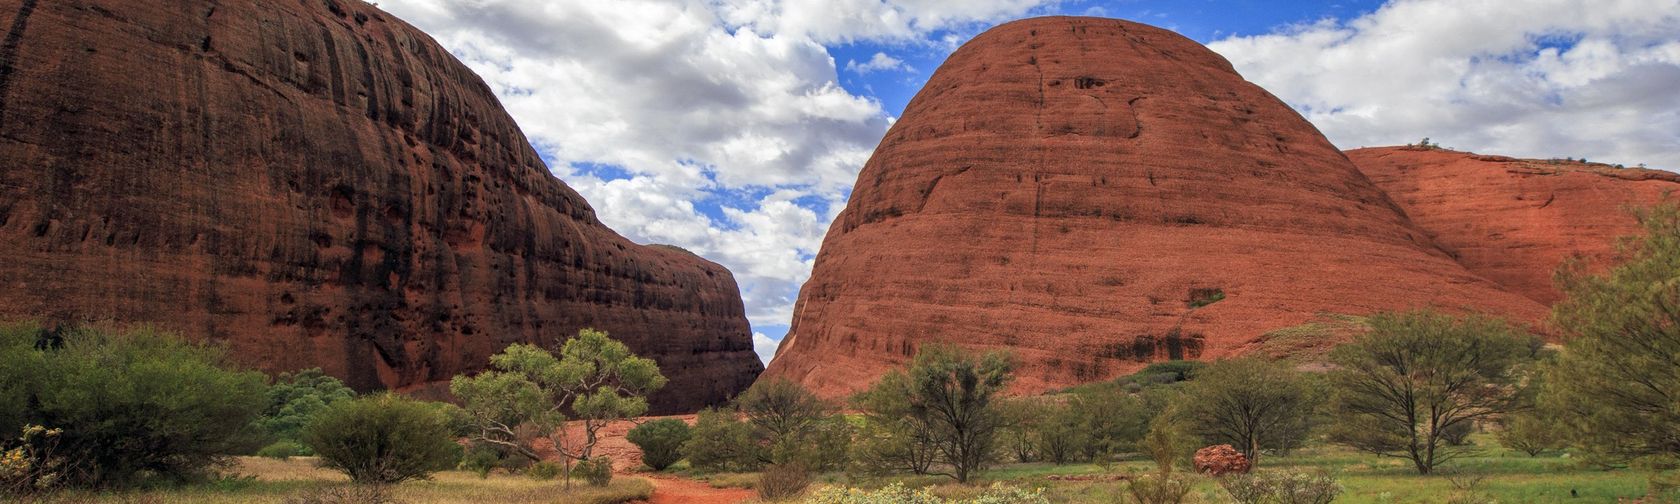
[683,408,758,472]
[528,461,562,481]
[757,462,811,501]
[626,419,690,471]
[302,393,459,484]
[1218,471,1342,504]
[458,445,501,479]
[258,440,308,460]
[259,368,355,453]
[0,323,269,487]
[1178,358,1320,464]
[1126,472,1194,504]
[575,456,613,487]
[1,424,67,497]
[805,482,1047,504]
[280,485,397,504]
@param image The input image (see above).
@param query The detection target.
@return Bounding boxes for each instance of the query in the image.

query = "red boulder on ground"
[1194,445,1251,475]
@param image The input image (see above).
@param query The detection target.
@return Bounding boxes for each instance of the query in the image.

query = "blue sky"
[381,0,1680,364]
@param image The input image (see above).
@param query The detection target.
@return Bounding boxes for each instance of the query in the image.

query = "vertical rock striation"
[0,0,761,412]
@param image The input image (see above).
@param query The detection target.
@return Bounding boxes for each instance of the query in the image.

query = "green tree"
[851,371,937,476]
[0,323,268,487]
[1545,202,1680,465]
[626,418,691,471]
[451,328,667,483]
[258,368,355,453]
[302,393,459,484]
[1327,310,1534,474]
[736,378,847,469]
[859,345,1014,483]
[682,407,758,472]
[1034,401,1090,465]
[1178,358,1321,464]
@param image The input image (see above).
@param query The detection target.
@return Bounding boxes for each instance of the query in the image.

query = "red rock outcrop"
[0,0,760,412]
[762,16,1546,399]
[1348,147,1679,305]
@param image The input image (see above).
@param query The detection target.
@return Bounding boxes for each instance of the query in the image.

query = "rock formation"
[763,16,1547,399]
[1348,147,1679,305]
[0,0,760,412]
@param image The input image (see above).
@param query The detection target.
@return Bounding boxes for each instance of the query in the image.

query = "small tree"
[851,371,938,476]
[894,345,1014,483]
[451,328,667,484]
[682,407,758,472]
[258,368,355,454]
[302,393,459,484]
[1498,410,1561,457]
[1545,202,1680,465]
[737,378,846,469]
[1327,310,1533,474]
[1178,358,1320,465]
[1035,401,1089,465]
[626,419,690,471]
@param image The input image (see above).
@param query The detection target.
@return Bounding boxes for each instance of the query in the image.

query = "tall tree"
[1545,202,1680,465]
[451,328,666,484]
[1178,357,1321,464]
[1327,310,1534,474]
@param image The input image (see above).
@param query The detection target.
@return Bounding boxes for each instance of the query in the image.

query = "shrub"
[302,393,459,484]
[258,440,308,460]
[856,345,1014,483]
[804,482,1047,504]
[1,424,67,497]
[683,407,759,472]
[528,461,562,481]
[1218,471,1341,504]
[757,462,811,501]
[575,456,613,487]
[0,323,269,487]
[259,368,355,453]
[737,379,851,471]
[1126,472,1194,504]
[280,485,397,504]
[626,418,690,470]
[458,445,501,479]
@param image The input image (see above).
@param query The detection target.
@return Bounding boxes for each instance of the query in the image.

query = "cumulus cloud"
[1208,0,1680,168]
[376,0,1056,332]
[846,52,911,74]
[753,332,781,365]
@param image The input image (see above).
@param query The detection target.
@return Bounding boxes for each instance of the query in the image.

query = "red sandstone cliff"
[762,17,1548,399]
[1348,147,1679,305]
[0,0,760,412]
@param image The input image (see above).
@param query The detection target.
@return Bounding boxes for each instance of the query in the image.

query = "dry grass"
[44,457,653,504]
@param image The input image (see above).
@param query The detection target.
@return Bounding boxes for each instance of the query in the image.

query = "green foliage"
[1126,471,1194,504]
[757,462,812,501]
[1179,358,1321,464]
[805,482,1048,504]
[301,393,459,484]
[1033,401,1089,465]
[1327,310,1535,474]
[683,407,759,472]
[0,323,269,487]
[1218,470,1343,504]
[458,445,501,479]
[851,371,938,476]
[527,461,562,481]
[451,328,667,477]
[575,456,613,487]
[257,440,307,460]
[1,424,67,497]
[1187,288,1226,309]
[1142,405,1194,474]
[1544,202,1680,465]
[1497,410,1561,457]
[626,419,691,471]
[738,379,850,470]
[258,368,355,454]
[856,345,1015,483]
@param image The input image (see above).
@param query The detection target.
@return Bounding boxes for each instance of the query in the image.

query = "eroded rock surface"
[0,0,760,412]
[1349,147,1679,305]
[763,17,1546,399]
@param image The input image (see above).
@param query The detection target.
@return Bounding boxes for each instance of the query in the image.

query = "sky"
[376,0,1680,365]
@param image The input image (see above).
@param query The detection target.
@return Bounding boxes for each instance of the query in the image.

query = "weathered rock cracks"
[0,0,761,412]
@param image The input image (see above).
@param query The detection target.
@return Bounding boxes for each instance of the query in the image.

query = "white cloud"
[1208,0,1680,168]
[375,0,1054,333]
[753,332,781,365]
[846,52,911,74]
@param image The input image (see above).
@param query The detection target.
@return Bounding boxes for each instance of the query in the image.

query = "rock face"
[763,17,1547,399]
[1348,147,1680,305]
[0,0,760,412]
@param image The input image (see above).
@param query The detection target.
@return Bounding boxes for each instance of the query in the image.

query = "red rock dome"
[763,16,1546,399]
[0,0,760,412]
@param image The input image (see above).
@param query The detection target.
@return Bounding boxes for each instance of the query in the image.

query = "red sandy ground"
[552,416,753,503]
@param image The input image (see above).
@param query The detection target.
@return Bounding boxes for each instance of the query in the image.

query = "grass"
[47,457,654,504]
